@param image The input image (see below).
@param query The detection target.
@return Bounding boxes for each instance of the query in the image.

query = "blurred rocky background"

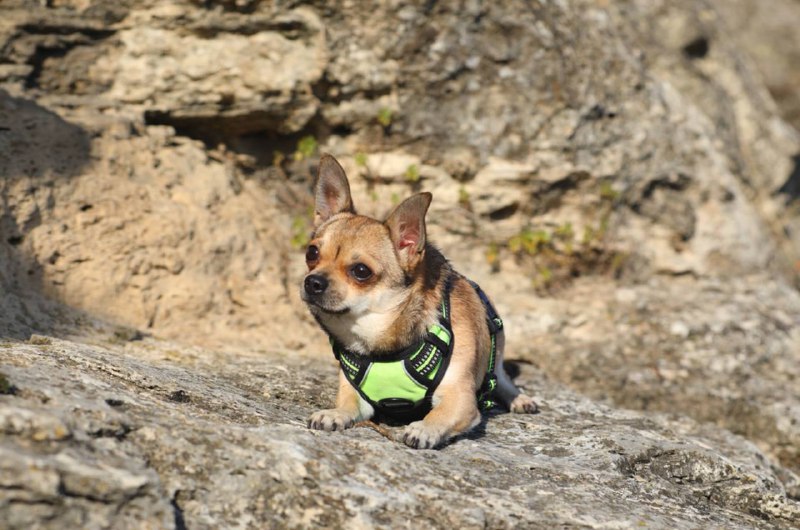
[1,0,799,528]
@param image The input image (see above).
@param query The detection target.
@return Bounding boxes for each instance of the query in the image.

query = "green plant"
[508,228,551,255]
[582,225,596,245]
[599,181,619,201]
[354,152,368,167]
[0,372,16,395]
[493,176,625,290]
[291,213,312,249]
[554,222,574,240]
[534,266,553,288]
[377,108,393,128]
[458,186,471,208]
[598,212,611,237]
[293,135,318,161]
[404,164,420,183]
[609,251,628,277]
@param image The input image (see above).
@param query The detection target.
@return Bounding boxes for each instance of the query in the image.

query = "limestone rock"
[1,338,799,529]
[2,0,799,351]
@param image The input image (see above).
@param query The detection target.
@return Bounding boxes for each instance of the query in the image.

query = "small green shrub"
[377,108,393,128]
[458,187,471,208]
[291,213,312,249]
[404,164,420,183]
[293,136,318,161]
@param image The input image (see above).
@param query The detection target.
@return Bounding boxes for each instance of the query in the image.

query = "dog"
[302,154,537,449]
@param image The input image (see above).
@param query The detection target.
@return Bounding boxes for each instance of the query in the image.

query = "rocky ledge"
[1,335,798,529]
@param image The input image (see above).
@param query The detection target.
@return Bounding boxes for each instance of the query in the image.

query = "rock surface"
[2,0,799,352]
[716,0,800,131]
[1,0,800,528]
[1,337,799,529]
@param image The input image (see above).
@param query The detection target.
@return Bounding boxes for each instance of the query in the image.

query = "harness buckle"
[377,397,417,412]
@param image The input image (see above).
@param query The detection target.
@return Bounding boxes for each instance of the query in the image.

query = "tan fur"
[303,154,537,449]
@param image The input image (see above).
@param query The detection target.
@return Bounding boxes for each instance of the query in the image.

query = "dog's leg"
[400,381,481,449]
[400,326,484,450]
[493,330,538,413]
[308,370,374,431]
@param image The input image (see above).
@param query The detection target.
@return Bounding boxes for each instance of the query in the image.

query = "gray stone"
[1,338,799,529]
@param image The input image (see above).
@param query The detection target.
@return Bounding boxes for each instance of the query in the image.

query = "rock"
[441,146,479,181]
[0,444,171,529]
[467,157,537,221]
[513,275,800,479]
[28,334,53,345]
[713,0,800,264]
[2,0,799,351]
[1,338,799,529]
[669,321,690,339]
[714,0,800,130]
[66,5,326,139]
[362,151,422,183]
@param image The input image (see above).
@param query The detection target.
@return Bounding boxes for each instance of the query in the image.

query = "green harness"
[331,278,503,422]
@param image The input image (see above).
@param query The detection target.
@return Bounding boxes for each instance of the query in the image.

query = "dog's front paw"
[400,421,447,449]
[510,393,538,414]
[307,408,356,431]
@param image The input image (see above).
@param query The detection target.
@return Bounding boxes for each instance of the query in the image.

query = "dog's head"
[301,154,432,353]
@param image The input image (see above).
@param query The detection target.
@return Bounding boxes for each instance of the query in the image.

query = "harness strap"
[469,280,503,411]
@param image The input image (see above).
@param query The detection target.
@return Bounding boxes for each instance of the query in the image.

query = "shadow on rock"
[0,90,92,340]
[0,90,91,182]
[777,153,800,203]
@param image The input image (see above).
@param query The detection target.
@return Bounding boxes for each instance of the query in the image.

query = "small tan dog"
[303,154,537,449]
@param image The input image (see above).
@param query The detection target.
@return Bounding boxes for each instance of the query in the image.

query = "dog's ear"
[314,154,354,227]
[385,192,432,270]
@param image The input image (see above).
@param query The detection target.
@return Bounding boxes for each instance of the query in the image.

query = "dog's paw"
[307,408,356,431]
[510,393,538,414]
[400,421,446,449]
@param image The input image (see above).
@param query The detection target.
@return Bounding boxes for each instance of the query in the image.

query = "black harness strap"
[469,280,503,411]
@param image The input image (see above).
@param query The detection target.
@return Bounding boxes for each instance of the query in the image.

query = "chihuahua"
[303,154,537,449]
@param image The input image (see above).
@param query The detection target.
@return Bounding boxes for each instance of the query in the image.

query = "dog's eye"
[350,263,373,281]
[305,245,320,263]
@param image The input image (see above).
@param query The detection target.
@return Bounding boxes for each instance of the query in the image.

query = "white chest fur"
[319,288,410,354]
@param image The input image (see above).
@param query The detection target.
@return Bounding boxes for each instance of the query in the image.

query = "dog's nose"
[304,274,328,296]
